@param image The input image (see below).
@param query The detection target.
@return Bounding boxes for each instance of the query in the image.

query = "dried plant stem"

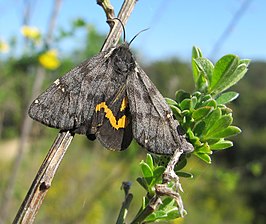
[116,182,133,224]
[12,0,137,223]
[102,0,137,51]
[12,131,73,224]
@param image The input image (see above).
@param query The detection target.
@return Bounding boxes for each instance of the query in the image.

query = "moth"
[28,33,193,155]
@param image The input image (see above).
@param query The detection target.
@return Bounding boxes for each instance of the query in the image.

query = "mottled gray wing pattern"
[28,51,112,135]
[126,64,194,155]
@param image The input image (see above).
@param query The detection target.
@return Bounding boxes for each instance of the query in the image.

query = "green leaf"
[208,126,241,139]
[198,95,217,108]
[192,106,213,121]
[187,129,202,147]
[193,120,206,137]
[174,158,187,171]
[191,48,210,91]
[216,91,239,104]
[240,58,251,66]
[204,108,222,133]
[192,46,203,84]
[179,99,192,110]
[140,161,153,178]
[192,46,203,59]
[210,139,233,150]
[211,54,239,92]
[210,55,249,95]
[153,166,165,179]
[166,210,181,220]
[176,171,193,178]
[201,94,212,103]
[194,57,214,88]
[194,152,212,164]
[175,90,190,103]
[192,91,201,98]
[204,99,217,108]
[196,143,212,154]
[143,213,157,222]
[170,105,182,120]
[219,105,232,114]
[165,97,177,106]
[150,167,164,186]
[191,96,198,109]
[197,71,208,92]
[145,211,167,222]
[136,177,149,191]
[146,154,154,171]
[205,114,233,138]
[166,209,182,221]
[159,198,175,210]
[181,109,191,117]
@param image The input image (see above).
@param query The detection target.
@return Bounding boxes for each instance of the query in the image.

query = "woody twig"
[12,1,137,223]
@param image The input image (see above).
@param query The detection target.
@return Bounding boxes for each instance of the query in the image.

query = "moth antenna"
[113,18,126,43]
[128,28,149,46]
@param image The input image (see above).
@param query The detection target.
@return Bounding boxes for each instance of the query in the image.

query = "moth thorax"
[112,45,135,75]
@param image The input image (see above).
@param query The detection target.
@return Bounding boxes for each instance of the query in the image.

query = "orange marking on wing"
[95,99,128,130]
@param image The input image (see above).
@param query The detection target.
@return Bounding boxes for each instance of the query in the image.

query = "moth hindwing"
[29,43,193,154]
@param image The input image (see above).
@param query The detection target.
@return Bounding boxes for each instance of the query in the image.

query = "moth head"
[112,45,135,74]
[111,18,149,74]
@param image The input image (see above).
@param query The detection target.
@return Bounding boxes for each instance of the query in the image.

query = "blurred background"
[0,0,265,223]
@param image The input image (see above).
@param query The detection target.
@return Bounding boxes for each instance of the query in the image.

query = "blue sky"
[1,0,265,62]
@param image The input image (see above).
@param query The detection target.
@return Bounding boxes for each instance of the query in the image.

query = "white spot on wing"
[34,99,39,104]
[54,79,60,86]
[135,67,140,73]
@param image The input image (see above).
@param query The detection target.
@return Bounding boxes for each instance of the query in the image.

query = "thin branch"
[0,67,46,224]
[130,195,162,224]
[116,182,133,224]
[12,131,74,224]
[97,0,115,21]
[101,0,137,51]
[12,0,137,223]
[45,0,62,47]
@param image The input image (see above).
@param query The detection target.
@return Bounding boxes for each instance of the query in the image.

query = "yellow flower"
[0,39,9,53]
[21,26,41,42]
[38,49,60,70]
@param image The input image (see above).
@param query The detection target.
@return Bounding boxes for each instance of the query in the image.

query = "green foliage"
[192,47,249,95]
[130,46,249,223]
[167,46,249,163]
[133,154,192,223]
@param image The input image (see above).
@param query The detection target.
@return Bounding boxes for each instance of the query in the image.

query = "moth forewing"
[29,43,193,154]
[126,64,193,154]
